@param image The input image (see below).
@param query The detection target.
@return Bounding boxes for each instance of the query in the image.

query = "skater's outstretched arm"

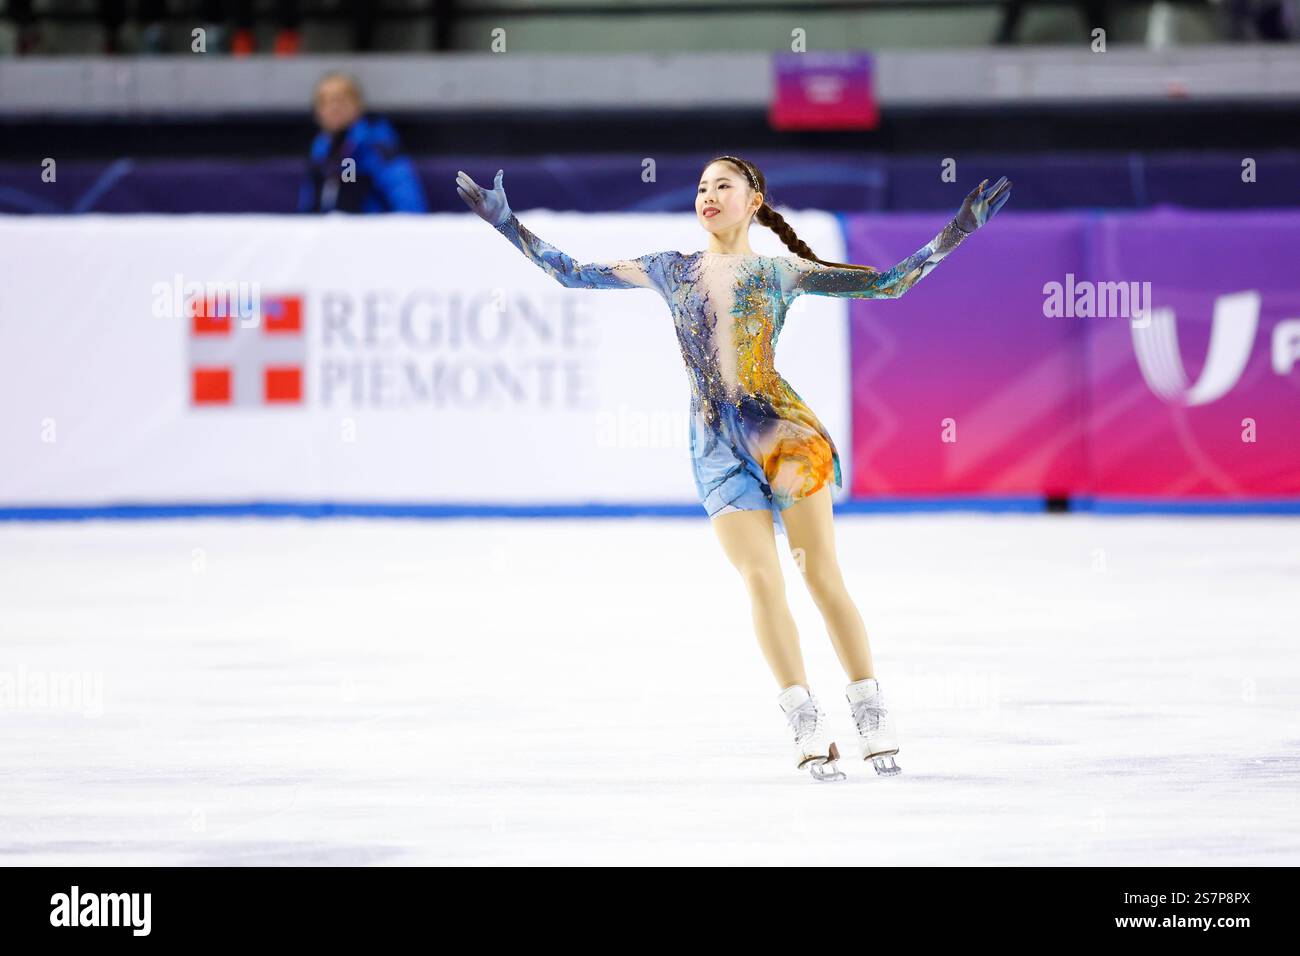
[457,168,660,292]
[784,176,1011,301]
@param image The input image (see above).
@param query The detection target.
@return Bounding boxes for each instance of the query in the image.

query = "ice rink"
[2,512,1297,866]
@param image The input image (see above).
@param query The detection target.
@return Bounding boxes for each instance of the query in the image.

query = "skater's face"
[697,161,762,235]
[314,75,362,134]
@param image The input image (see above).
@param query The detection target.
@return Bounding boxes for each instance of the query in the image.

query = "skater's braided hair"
[707,155,874,273]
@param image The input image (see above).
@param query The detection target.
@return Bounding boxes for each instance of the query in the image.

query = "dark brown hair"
[705,155,871,272]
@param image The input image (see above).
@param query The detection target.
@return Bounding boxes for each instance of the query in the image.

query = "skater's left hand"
[955,176,1012,234]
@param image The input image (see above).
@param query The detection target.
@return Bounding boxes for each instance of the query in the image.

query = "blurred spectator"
[996,0,1112,43]
[224,0,302,56]
[127,0,303,55]
[298,72,428,214]
[100,0,125,53]
[1224,0,1297,39]
[8,0,39,54]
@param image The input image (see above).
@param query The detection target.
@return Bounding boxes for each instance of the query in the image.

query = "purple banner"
[1086,209,1300,497]
[843,208,1300,499]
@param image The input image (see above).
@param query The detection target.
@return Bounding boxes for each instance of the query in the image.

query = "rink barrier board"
[2,211,1298,510]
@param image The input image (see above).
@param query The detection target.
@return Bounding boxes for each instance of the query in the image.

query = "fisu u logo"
[1131,291,1260,406]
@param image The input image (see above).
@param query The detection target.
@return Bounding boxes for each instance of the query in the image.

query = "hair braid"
[708,154,875,273]
[755,205,819,260]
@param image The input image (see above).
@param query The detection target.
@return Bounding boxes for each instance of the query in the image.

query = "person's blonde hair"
[314,71,364,106]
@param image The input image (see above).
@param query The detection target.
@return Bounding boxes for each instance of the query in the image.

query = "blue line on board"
[1073,497,1300,515]
[1,496,1297,522]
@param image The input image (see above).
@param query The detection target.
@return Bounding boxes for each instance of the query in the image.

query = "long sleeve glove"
[457,168,660,291]
[787,175,1012,300]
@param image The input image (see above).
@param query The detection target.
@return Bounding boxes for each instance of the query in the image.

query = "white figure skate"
[846,677,901,776]
[777,684,846,782]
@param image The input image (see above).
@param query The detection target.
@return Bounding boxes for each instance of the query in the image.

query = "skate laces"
[788,697,824,744]
[851,697,887,735]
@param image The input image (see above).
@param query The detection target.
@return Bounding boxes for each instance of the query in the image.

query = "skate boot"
[846,677,901,776]
[777,683,846,782]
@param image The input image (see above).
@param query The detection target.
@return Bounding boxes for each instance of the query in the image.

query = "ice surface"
[1,513,1297,865]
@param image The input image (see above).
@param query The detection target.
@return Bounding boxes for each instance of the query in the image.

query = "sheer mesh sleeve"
[782,215,971,301]
[493,212,665,294]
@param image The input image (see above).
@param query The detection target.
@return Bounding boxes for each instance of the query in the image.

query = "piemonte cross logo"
[189,294,306,407]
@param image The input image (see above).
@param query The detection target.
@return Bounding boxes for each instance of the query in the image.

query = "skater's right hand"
[456,168,512,228]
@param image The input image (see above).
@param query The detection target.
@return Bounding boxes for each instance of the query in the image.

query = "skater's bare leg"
[710,507,807,690]
[779,485,875,681]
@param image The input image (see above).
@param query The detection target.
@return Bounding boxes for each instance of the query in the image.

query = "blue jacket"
[299,115,428,213]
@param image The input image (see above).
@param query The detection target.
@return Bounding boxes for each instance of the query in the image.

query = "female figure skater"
[456,157,1010,781]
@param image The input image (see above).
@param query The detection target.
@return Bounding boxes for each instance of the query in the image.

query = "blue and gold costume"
[491,211,972,534]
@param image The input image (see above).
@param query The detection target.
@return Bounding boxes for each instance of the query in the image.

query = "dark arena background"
[1,0,1298,896]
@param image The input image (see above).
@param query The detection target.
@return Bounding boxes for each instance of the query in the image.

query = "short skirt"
[689,392,842,538]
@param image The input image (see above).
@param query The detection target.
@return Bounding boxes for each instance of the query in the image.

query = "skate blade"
[810,762,847,782]
[802,742,848,782]
[869,753,901,776]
